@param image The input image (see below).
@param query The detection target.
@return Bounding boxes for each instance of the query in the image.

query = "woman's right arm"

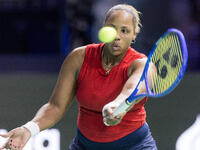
[0,46,86,150]
[32,46,86,131]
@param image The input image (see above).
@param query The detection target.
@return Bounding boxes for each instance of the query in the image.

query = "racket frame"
[113,28,188,116]
[145,28,188,97]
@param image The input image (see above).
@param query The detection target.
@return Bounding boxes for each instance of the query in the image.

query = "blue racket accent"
[114,28,188,116]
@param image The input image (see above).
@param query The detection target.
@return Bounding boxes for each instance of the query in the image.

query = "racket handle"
[113,99,131,117]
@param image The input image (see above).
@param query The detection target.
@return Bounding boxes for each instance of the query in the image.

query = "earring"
[131,40,136,44]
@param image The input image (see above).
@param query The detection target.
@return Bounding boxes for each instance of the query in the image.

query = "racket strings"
[149,33,184,95]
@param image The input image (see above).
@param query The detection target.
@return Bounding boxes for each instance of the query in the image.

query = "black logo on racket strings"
[155,47,178,78]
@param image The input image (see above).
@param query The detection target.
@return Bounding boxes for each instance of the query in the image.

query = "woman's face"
[104,10,136,56]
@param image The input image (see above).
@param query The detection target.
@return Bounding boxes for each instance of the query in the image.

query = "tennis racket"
[113,28,188,117]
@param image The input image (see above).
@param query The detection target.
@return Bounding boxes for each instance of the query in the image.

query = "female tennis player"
[0,4,158,150]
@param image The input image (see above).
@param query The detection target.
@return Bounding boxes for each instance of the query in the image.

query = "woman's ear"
[132,32,136,41]
[131,33,136,44]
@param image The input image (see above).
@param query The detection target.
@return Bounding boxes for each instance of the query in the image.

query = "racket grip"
[113,99,131,117]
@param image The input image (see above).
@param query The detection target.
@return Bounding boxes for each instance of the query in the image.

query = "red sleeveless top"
[76,43,147,142]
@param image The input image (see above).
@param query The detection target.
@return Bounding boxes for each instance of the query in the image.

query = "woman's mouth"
[112,44,120,50]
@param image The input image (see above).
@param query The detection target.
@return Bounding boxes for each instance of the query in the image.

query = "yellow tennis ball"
[98,26,117,43]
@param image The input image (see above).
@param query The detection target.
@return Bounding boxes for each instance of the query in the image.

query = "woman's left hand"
[102,101,127,126]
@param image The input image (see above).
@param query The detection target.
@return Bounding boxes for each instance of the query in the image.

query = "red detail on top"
[76,43,148,142]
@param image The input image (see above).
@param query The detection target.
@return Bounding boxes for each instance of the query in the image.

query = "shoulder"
[127,57,147,77]
[61,46,86,73]
[128,47,146,58]
[69,46,86,60]
[127,48,147,66]
[84,43,104,55]
[66,43,102,63]
[123,47,147,65]
[61,43,103,74]
[131,57,147,68]
[69,43,102,57]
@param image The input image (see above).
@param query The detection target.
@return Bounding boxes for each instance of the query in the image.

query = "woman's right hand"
[0,127,31,150]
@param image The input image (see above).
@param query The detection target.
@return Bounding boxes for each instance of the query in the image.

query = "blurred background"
[0,0,199,150]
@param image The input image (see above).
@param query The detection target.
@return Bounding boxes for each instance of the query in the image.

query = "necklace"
[103,62,113,74]
[101,49,113,74]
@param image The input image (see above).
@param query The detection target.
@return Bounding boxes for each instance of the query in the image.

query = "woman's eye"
[121,29,128,34]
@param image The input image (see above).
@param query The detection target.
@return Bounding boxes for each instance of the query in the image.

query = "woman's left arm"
[102,58,155,126]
